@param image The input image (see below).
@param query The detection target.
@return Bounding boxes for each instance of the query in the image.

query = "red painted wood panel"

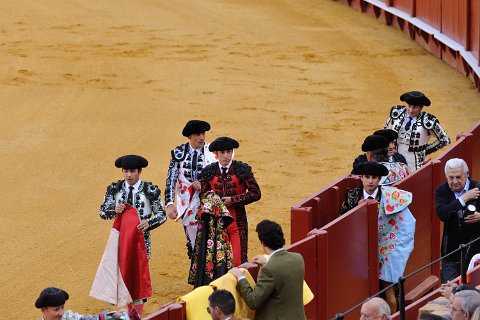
[290,175,361,242]
[288,236,318,319]
[320,202,376,319]
[395,163,436,293]
[415,0,442,29]
[441,0,468,47]
[392,0,414,15]
[436,135,469,171]
[466,121,480,179]
[470,0,479,57]
[143,303,175,320]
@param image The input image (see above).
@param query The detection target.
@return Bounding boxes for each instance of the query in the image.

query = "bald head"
[360,297,391,320]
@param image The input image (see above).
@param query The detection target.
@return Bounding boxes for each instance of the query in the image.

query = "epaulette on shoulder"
[200,163,217,182]
[234,161,252,180]
[390,105,405,119]
[171,143,189,162]
[107,180,123,195]
[421,112,438,130]
[143,181,161,200]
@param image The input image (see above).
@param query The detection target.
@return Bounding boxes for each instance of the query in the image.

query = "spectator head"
[352,162,388,195]
[451,290,480,320]
[35,287,69,320]
[444,158,469,193]
[471,306,480,320]
[208,289,235,320]
[362,135,389,162]
[373,129,398,156]
[360,297,391,320]
[256,220,285,251]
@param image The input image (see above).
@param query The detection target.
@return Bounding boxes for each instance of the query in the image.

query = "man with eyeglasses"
[207,290,238,320]
[359,297,391,319]
[450,290,480,320]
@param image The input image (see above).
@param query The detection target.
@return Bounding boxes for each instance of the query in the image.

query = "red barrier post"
[288,235,319,319]
[291,206,313,243]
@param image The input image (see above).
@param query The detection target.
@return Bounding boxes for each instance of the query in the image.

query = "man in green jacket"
[229,220,306,320]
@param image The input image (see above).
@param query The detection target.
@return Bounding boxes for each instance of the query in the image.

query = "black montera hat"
[35,287,69,309]
[209,137,239,152]
[352,161,389,176]
[361,135,389,152]
[400,91,431,106]
[114,155,148,169]
[182,120,211,137]
[373,129,398,142]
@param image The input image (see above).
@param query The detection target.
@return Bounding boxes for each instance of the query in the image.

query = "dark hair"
[417,311,446,320]
[256,220,285,250]
[371,147,389,162]
[208,290,235,315]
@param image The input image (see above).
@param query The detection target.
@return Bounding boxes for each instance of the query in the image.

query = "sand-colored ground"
[1,0,479,318]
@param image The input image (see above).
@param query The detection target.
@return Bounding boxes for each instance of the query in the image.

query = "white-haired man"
[360,297,391,320]
[436,158,480,283]
[450,290,480,320]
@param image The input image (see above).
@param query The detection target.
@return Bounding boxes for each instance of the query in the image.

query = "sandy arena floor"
[1,0,479,318]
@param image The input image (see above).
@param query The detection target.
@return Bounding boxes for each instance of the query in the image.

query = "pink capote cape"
[90,204,152,306]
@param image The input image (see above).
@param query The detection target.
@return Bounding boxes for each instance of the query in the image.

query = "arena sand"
[1,0,479,318]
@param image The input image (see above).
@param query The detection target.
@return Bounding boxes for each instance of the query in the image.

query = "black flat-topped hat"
[115,155,148,169]
[182,120,211,137]
[373,129,398,142]
[400,91,431,106]
[209,137,239,152]
[352,161,389,177]
[361,135,389,152]
[35,287,69,309]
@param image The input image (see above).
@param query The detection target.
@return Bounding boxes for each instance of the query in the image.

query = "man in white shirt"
[339,161,389,216]
[165,120,216,259]
[384,91,450,172]
[99,154,166,316]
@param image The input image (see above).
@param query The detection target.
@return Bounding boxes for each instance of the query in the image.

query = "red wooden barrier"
[290,176,361,243]
[464,120,480,179]
[287,235,319,319]
[415,0,441,29]
[394,163,439,293]
[392,0,413,15]
[316,201,378,319]
[471,0,480,60]
[334,0,480,90]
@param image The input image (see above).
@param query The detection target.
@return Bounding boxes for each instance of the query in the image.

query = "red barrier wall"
[471,0,480,59]
[291,176,361,243]
[394,162,439,293]
[334,0,480,89]
[287,236,319,319]
[415,0,441,29]
[441,0,468,47]
[392,0,413,15]
[314,201,379,319]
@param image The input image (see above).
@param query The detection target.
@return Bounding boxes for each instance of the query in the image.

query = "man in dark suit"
[436,158,480,283]
[229,220,306,320]
[339,161,389,216]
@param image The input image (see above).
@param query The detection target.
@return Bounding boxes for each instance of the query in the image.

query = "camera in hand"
[458,203,478,220]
